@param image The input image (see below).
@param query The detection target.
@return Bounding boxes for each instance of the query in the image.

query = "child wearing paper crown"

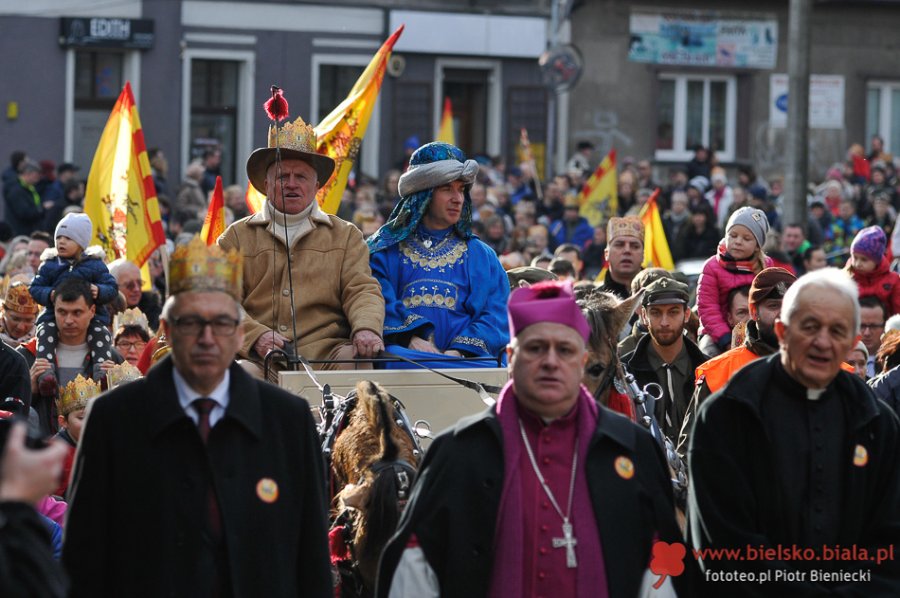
[696,207,774,352]
[29,213,120,373]
[846,226,900,316]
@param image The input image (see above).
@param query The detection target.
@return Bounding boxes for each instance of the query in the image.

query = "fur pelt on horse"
[330,380,418,594]
[575,286,642,418]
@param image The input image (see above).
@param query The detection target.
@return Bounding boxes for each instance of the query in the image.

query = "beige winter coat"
[218,202,384,364]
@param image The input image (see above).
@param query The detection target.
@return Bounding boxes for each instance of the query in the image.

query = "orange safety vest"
[695,348,857,395]
[694,346,760,395]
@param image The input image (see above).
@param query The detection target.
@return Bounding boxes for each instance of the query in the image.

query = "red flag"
[201,176,226,245]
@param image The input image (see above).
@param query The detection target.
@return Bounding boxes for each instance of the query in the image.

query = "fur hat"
[726,207,769,249]
[55,213,93,249]
[851,226,887,263]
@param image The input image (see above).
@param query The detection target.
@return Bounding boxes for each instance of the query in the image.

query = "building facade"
[0,0,552,193]
[564,0,900,179]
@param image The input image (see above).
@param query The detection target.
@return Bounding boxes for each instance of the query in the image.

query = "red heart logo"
[650,540,686,588]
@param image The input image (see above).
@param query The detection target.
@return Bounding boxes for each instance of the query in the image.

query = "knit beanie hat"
[726,207,769,249]
[55,213,93,250]
[850,226,887,263]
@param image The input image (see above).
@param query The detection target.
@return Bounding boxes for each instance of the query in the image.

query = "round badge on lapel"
[256,477,279,503]
[852,444,868,467]
[615,456,634,480]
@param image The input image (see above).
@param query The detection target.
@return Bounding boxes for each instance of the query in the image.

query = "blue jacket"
[549,216,594,250]
[30,247,119,325]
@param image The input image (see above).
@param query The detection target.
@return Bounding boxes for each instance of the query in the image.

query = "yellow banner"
[84,82,165,267]
[313,25,405,214]
[578,149,617,227]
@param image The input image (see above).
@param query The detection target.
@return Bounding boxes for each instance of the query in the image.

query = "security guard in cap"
[621,277,710,443]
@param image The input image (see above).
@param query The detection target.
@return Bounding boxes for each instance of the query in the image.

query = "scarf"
[715,240,757,274]
[488,381,606,598]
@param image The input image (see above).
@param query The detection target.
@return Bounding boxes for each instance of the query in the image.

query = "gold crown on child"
[57,374,102,416]
[106,362,143,389]
[169,236,242,300]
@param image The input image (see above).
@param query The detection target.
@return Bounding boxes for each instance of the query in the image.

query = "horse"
[574,286,642,418]
[325,380,421,597]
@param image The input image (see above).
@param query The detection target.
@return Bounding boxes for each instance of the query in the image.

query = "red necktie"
[193,398,223,541]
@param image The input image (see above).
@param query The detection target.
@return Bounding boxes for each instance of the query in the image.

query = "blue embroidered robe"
[369,226,509,368]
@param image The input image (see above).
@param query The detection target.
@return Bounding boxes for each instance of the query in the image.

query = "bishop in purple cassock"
[377,281,691,597]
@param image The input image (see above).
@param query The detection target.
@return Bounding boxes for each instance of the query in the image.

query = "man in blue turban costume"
[368,142,509,368]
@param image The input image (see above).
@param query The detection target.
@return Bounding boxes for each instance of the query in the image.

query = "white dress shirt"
[173,367,231,428]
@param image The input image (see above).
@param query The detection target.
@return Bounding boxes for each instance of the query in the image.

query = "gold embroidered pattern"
[384,313,424,332]
[400,236,467,271]
[453,336,488,353]
[401,279,459,311]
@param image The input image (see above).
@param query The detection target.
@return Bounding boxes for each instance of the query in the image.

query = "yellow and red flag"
[436,97,456,146]
[639,188,675,270]
[312,25,405,214]
[201,176,226,245]
[577,149,617,227]
[84,81,165,267]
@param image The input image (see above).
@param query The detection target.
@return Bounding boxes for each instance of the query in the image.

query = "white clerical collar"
[806,387,825,401]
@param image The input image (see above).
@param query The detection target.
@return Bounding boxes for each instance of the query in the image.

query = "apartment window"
[72,51,125,170]
[189,59,239,184]
[867,81,900,155]
[655,74,736,162]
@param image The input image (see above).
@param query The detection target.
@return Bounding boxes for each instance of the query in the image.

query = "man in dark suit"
[63,236,331,598]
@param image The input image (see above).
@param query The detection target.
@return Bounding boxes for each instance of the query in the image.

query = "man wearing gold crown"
[0,279,38,348]
[218,115,384,373]
[64,236,331,598]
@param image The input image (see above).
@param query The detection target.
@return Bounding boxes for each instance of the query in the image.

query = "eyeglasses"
[115,340,147,352]
[172,316,240,336]
[860,323,885,331]
[122,279,144,291]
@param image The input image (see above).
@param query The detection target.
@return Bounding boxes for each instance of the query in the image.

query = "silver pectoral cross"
[552,521,578,568]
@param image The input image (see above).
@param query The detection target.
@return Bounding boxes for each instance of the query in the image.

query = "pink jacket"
[697,255,774,341]
[851,256,900,317]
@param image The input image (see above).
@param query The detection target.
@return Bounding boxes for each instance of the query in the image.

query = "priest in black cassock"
[689,267,900,596]
[377,280,690,597]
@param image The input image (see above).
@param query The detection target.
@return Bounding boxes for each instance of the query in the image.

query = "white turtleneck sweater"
[265,200,317,248]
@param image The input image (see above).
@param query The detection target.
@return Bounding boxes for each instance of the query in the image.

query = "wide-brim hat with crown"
[57,374,101,416]
[246,115,335,194]
[2,279,39,315]
[169,236,243,300]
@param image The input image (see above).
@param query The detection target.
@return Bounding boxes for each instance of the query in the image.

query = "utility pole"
[783,0,812,231]
[546,0,560,182]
